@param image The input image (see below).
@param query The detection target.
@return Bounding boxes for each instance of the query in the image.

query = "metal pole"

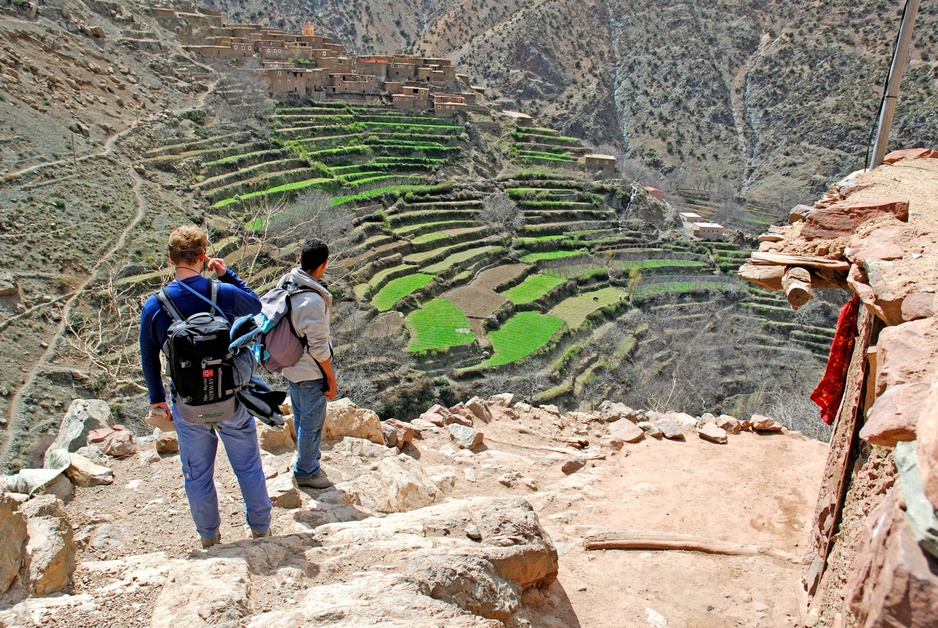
[870,0,922,170]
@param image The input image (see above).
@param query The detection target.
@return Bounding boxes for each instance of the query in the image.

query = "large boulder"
[318,497,558,595]
[43,399,114,465]
[345,453,441,514]
[606,418,644,443]
[0,495,27,594]
[875,318,938,395]
[256,423,294,455]
[448,424,483,450]
[860,383,928,447]
[151,558,251,627]
[382,419,415,450]
[64,452,114,487]
[465,396,493,423]
[698,422,728,445]
[846,489,938,627]
[21,496,77,595]
[87,425,137,457]
[323,398,383,444]
[0,469,73,500]
[248,573,489,627]
[916,379,938,507]
[800,198,909,240]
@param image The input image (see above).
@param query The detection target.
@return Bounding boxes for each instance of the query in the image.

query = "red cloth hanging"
[810,294,862,425]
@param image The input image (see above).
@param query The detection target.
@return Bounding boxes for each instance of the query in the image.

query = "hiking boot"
[201,531,221,549]
[295,472,332,489]
[251,528,271,540]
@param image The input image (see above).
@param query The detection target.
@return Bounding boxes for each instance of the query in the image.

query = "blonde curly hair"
[167,225,208,265]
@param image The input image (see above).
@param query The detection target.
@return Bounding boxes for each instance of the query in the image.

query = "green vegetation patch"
[637,281,734,297]
[542,264,607,281]
[520,250,588,263]
[485,312,564,366]
[423,246,503,274]
[406,299,476,353]
[218,177,334,209]
[371,273,434,312]
[549,287,628,329]
[502,274,565,305]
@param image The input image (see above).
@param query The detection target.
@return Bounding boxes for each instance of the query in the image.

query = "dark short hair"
[300,237,329,272]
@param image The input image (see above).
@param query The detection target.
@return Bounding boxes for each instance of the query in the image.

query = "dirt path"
[3,78,218,182]
[0,76,220,466]
[1,167,148,465]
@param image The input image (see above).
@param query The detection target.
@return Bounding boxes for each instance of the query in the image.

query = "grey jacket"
[279,268,333,383]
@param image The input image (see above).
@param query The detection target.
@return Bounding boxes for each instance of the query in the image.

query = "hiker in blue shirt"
[139,225,271,548]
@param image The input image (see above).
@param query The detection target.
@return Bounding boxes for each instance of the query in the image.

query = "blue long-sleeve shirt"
[139,270,261,404]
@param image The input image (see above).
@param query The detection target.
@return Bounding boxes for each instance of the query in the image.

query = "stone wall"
[739,150,938,627]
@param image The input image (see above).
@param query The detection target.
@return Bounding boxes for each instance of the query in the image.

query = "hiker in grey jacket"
[281,237,337,489]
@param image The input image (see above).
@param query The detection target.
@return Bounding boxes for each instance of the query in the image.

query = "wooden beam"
[782,266,814,310]
[583,530,799,563]
[750,251,851,272]
[738,263,785,290]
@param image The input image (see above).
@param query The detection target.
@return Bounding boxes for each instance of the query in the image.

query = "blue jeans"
[289,379,327,479]
[173,403,272,541]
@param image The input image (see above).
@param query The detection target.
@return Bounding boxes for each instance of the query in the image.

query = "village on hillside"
[147,4,731,235]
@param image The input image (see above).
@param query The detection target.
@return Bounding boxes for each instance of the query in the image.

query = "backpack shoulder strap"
[156,288,185,323]
[175,279,226,317]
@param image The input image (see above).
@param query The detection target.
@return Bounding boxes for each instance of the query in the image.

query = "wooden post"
[782,266,813,310]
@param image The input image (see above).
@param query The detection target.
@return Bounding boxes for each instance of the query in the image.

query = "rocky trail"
[0,395,826,627]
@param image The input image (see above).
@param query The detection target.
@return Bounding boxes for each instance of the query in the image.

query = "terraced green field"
[549,287,628,329]
[485,312,565,366]
[134,96,835,424]
[502,274,565,305]
[372,273,434,312]
[405,299,476,353]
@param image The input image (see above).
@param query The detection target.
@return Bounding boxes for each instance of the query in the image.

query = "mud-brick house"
[433,94,467,117]
[392,86,430,110]
[584,153,617,178]
[330,73,381,96]
[357,57,389,81]
[266,65,331,98]
[687,221,724,239]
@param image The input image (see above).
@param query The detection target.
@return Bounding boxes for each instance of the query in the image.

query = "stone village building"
[152,6,613,170]
[153,8,473,116]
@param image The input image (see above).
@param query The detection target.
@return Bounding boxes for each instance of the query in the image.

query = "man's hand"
[205,257,228,277]
[150,401,171,417]
[324,378,338,400]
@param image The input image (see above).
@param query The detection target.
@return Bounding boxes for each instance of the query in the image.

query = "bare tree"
[480,191,523,234]
[212,58,274,131]
[65,271,146,396]
[711,200,750,230]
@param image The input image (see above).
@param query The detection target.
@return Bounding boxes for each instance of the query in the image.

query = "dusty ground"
[26,401,829,627]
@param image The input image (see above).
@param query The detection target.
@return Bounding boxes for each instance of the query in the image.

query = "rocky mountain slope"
[198,0,938,203]
[0,394,827,627]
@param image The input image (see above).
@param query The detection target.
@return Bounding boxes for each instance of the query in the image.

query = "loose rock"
[449,424,484,450]
[698,423,728,445]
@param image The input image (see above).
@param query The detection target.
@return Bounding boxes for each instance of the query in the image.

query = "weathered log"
[750,251,851,271]
[738,262,786,290]
[583,529,799,563]
[782,266,813,310]
[739,262,849,291]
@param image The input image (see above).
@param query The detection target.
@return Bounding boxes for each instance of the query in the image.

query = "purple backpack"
[255,283,313,372]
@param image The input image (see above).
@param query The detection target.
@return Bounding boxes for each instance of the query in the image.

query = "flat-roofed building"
[688,222,725,239]
[584,154,617,178]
